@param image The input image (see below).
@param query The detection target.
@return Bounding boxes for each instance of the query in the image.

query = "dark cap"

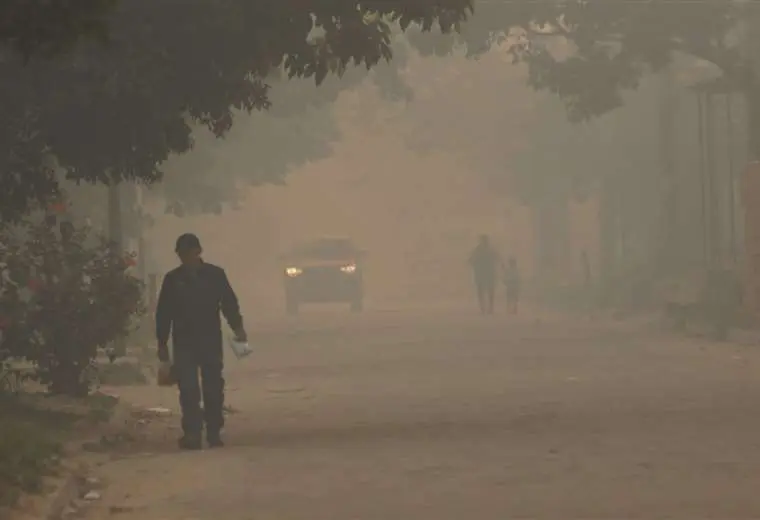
[175,233,201,252]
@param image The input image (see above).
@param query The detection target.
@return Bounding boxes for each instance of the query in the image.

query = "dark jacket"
[469,244,499,280]
[156,261,243,352]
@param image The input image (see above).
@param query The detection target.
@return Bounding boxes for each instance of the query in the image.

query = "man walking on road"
[156,233,247,450]
[469,234,500,314]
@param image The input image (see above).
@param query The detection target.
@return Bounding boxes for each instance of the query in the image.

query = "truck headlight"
[340,264,357,274]
[285,267,303,277]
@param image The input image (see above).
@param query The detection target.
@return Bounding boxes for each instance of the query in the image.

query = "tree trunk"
[745,0,760,161]
[108,179,126,359]
[599,175,618,304]
[533,197,570,287]
[747,88,760,162]
[657,66,678,275]
[705,94,723,267]
[48,359,88,397]
[108,181,122,251]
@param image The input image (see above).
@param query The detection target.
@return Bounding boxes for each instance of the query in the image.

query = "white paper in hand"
[228,335,253,360]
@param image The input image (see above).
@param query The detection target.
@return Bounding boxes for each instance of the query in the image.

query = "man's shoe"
[207,433,225,448]
[178,434,202,450]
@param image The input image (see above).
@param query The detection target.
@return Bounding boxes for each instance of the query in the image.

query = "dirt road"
[87,307,760,519]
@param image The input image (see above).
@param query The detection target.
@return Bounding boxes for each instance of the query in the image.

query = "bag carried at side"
[227,335,253,360]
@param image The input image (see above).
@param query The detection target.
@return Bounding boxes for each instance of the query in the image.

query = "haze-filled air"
[3,1,760,518]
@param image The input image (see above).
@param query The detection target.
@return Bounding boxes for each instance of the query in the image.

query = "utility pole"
[726,92,738,266]
[739,0,760,317]
[135,184,147,282]
[697,92,709,267]
[108,178,126,359]
[657,65,678,274]
[745,0,760,161]
[129,182,156,352]
[705,90,721,267]
[108,180,123,254]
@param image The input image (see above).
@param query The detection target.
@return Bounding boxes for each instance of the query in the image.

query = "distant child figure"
[581,250,592,290]
[469,234,500,314]
[503,256,520,314]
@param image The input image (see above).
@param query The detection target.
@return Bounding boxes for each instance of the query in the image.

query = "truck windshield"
[291,239,357,260]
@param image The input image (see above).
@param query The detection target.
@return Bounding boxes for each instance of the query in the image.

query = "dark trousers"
[474,275,495,314]
[174,348,225,436]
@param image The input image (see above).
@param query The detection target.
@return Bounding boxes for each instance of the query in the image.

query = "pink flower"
[49,202,67,214]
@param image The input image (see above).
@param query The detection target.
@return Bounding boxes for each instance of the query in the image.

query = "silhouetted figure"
[156,233,247,450]
[581,250,592,289]
[503,256,520,314]
[469,234,499,314]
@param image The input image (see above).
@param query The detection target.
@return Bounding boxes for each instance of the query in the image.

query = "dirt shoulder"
[80,313,760,519]
[0,380,180,520]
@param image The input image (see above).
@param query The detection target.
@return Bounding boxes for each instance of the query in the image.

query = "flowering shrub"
[0,219,144,396]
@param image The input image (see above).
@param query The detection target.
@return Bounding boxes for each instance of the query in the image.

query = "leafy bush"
[0,218,144,396]
[0,395,80,508]
[0,419,62,507]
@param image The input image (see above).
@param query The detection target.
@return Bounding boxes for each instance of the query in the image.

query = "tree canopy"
[502,85,662,208]
[58,46,417,223]
[406,1,758,152]
[394,27,666,212]
[0,1,472,221]
[155,36,416,217]
[157,101,340,217]
[1,0,116,59]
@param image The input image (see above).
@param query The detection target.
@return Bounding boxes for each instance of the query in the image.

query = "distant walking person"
[580,250,594,312]
[503,256,520,314]
[581,250,592,289]
[469,234,499,314]
[156,233,248,450]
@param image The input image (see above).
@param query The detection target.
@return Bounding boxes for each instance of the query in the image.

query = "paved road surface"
[88,307,760,519]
